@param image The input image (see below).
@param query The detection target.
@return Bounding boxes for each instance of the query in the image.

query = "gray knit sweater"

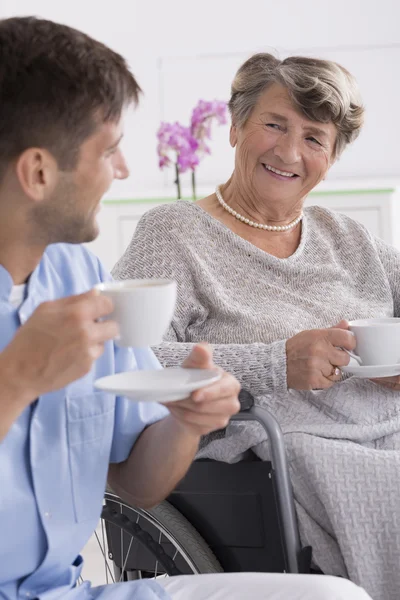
[113,202,400,594]
[112,200,400,399]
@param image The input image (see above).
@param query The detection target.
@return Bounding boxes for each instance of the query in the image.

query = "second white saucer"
[342,363,400,378]
[95,368,221,403]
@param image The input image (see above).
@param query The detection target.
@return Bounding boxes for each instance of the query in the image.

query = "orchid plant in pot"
[157,99,227,200]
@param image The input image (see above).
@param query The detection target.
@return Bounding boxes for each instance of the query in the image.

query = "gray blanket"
[197,377,400,600]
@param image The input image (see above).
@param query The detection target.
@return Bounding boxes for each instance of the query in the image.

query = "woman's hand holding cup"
[286,320,355,390]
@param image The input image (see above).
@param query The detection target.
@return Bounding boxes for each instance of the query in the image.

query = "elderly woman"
[113,54,400,600]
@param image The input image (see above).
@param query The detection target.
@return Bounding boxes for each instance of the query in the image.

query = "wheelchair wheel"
[80,492,222,585]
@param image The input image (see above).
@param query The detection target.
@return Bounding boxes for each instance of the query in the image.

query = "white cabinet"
[87,200,171,271]
[87,184,400,272]
[305,186,400,244]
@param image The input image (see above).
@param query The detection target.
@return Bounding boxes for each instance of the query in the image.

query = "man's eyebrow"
[106,134,124,150]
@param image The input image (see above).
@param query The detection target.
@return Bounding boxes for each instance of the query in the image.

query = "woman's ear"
[229,124,238,148]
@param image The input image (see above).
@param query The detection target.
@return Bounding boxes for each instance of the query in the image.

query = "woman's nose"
[273,135,301,165]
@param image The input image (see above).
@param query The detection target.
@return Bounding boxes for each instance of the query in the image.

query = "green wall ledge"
[102,187,396,205]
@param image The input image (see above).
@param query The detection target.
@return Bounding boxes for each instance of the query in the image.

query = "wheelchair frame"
[229,404,303,573]
[103,395,312,576]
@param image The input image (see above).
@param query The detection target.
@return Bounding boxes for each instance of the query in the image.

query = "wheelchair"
[90,391,313,585]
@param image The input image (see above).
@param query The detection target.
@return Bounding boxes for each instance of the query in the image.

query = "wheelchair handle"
[231,393,302,574]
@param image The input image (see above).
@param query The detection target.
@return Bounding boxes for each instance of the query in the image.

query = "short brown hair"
[0,16,141,177]
[229,53,364,158]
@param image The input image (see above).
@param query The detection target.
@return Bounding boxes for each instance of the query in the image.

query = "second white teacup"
[348,317,400,366]
[95,279,177,347]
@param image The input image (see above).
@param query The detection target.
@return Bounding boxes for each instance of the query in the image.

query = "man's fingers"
[167,405,230,431]
[70,290,114,320]
[45,289,114,320]
[182,343,214,369]
[331,319,349,330]
[168,389,241,414]
[191,373,240,404]
[165,397,240,417]
[89,343,107,360]
[92,319,120,343]
[59,289,100,306]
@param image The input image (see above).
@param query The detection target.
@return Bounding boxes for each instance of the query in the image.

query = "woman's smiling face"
[230,83,338,205]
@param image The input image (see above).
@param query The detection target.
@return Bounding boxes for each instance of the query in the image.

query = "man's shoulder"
[45,242,100,269]
[43,243,107,288]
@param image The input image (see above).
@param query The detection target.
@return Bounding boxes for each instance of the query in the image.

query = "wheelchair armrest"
[234,390,283,450]
[238,389,255,411]
[231,390,302,574]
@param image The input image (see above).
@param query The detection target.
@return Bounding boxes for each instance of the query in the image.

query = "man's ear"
[15,148,58,202]
[229,124,238,148]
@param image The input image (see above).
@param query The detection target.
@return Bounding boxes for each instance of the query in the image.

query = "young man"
[0,16,371,600]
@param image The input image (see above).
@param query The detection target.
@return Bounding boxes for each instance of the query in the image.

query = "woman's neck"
[221,178,304,227]
[196,192,303,259]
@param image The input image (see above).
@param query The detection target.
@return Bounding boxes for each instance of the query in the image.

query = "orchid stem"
[174,163,181,199]
[191,170,196,200]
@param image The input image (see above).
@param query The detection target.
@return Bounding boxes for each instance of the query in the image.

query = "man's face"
[33,118,129,245]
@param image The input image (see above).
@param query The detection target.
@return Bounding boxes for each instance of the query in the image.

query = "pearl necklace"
[215,186,303,232]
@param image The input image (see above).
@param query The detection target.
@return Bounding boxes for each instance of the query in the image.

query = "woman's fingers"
[370,376,400,390]
[329,347,352,367]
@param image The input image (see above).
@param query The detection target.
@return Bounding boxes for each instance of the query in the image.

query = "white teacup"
[95,279,177,347]
[347,318,400,366]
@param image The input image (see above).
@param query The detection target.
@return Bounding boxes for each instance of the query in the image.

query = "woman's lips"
[262,163,299,181]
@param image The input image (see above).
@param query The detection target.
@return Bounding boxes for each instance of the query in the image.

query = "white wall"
[1,0,399,198]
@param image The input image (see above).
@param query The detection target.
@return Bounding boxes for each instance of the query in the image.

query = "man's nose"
[114,149,130,180]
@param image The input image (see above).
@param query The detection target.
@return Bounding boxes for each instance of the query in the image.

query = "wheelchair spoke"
[101,518,110,584]
[119,502,123,581]
[154,531,162,579]
[119,535,134,582]
[95,528,115,583]
[80,493,220,586]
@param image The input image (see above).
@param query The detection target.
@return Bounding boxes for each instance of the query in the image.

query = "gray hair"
[229,53,364,158]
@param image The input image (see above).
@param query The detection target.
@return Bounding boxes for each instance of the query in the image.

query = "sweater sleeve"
[112,206,288,397]
[152,339,288,398]
[374,237,400,317]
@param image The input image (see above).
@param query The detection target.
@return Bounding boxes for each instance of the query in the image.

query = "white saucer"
[342,361,400,378]
[94,368,221,403]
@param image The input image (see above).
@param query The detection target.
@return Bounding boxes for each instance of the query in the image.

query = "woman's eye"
[307,136,322,146]
[266,123,281,131]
